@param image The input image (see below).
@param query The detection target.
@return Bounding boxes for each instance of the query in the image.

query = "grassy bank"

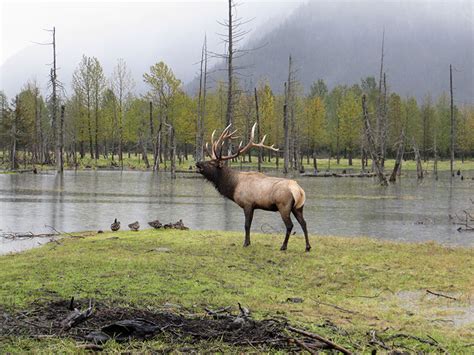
[1,230,473,353]
[1,151,474,174]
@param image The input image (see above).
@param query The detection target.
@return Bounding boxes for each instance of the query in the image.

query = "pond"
[0,169,472,254]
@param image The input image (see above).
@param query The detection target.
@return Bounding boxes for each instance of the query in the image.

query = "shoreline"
[1,229,472,352]
[2,228,473,256]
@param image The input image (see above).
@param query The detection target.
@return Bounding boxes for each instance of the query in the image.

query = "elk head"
[195,122,278,178]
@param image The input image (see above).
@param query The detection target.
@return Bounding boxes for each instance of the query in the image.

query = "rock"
[286,297,304,303]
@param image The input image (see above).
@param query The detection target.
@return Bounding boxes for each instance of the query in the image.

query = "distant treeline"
[0,56,473,171]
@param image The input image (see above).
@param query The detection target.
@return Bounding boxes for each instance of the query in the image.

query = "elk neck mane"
[207,164,238,201]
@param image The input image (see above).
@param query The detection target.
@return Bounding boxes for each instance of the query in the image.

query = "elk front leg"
[243,207,254,247]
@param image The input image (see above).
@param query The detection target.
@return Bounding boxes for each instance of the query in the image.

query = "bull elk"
[196,123,311,252]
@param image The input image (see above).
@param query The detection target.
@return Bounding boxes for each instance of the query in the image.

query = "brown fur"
[196,161,311,252]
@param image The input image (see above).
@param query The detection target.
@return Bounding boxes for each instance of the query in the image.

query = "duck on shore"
[110,218,120,232]
[148,220,163,229]
[128,221,140,231]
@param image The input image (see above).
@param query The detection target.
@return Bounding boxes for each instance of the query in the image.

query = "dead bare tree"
[254,87,262,171]
[36,27,61,171]
[283,81,290,174]
[283,55,296,174]
[10,96,19,170]
[166,123,176,178]
[195,35,208,163]
[58,105,65,172]
[49,27,62,172]
[208,0,256,158]
[412,139,423,179]
[376,29,385,165]
[449,64,455,177]
[152,123,162,171]
[362,95,388,186]
[389,128,405,182]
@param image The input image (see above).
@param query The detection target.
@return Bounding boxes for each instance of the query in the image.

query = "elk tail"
[289,181,306,209]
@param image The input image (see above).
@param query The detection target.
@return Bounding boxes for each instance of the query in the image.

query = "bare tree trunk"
[283,55,292,174]
[153,123,162,171]
[413,139,423,179]
[433,134,438,180]
[312,148,318,173]
[381,73,387,167]
[376,29,385,162]
[283,81,290,174]
[94,92,99,162]
[389,129,405,182]
[224,0,234,157]
[10,96,19,170]
[140,134,150,169]
[336,116,340,164]
[57,105,64,172]
[362,95,388,186]
[169,124,176,179]
[254,87,262,172]
[87,96,94,159]
[39,103,45,163]
[149,101,155,166]
[33,87,39,163]
[118,99,123,168]
[195,36,207,163]
[49,27,62,172]
[450,64,454,177]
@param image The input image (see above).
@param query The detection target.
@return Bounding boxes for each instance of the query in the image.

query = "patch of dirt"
[0,299,336,352]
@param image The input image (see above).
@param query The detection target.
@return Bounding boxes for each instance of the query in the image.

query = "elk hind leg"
[292,206,311,252]
[279,206,294,251]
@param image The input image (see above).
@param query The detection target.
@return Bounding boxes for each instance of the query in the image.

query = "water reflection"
[0,170,472,254]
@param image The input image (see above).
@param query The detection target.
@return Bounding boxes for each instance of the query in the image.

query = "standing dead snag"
[362,95,388,186]
[196,123,311,252]
[389,128,405,182]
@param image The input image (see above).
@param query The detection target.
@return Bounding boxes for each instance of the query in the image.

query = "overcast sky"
[1,0,470,98]
[0,0,306,96]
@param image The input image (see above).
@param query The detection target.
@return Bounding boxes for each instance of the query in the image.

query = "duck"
[110,218,120,232]
[128,221,140,231]
[148,219,163,229]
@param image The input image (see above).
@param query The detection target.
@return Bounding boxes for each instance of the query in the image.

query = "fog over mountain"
[189,0,473,102]
[1,1,472,102]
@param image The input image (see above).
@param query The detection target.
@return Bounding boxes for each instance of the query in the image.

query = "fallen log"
[300,172,378,178]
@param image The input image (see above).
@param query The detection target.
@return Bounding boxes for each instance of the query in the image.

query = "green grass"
[0,230,473,352]
[1,150,474,173]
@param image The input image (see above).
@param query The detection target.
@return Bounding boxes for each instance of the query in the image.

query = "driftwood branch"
[287,326,352,354]
[426,289,457,301]
[61,299,93,330]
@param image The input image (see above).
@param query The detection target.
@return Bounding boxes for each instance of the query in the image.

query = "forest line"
[1,55,472,173]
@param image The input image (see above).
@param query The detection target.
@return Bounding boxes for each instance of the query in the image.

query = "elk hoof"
[305,246,312,252]
[280,245,287,251]
[243,242,250,247]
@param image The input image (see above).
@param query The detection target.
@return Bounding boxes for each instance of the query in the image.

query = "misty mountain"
[0,1,298,99]
[189,1,473,102]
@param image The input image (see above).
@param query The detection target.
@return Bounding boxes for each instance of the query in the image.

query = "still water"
[0,170,472,253]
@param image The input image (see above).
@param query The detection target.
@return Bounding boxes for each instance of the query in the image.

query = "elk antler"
[206,123,279,161]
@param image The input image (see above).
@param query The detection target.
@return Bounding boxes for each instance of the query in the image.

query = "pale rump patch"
[288,181,305,209]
